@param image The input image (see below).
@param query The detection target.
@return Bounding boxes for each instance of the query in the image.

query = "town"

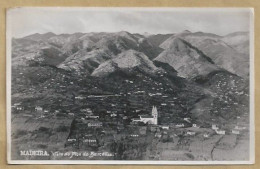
[11,78,249,161]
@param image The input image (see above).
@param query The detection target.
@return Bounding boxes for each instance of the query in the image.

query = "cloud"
[8,7,252,38]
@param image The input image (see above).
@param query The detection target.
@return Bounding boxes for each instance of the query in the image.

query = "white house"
[68,113,75,116]
[35,106,43,111]
[216,130,226,135]
[212,124,219,130]
[83,139,97,143]
[86,109,92,114]
[67,138,76,142]
[235,126,246,130]
[203,133,210,138]
[176,123,185,128]
[161,125,169,130]
[14,103,21,106]
[184,118,191,123]
[87,116,99,119]
[232,129,240,135]
[88,122,102,127]
[84,134,93,137]
[75,96,86,100]
[16,106,24,111]
[192,124,199,128]
[155,132,162,138]
[110,113,117,117]
[187,131,196,136]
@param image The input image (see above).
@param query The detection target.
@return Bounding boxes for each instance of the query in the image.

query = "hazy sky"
[7,7,252,38]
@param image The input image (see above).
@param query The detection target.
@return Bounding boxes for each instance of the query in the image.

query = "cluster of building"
[211,124,246,135]
[13,96,247,152]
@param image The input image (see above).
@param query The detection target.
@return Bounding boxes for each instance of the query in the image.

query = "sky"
[7,7,252,38]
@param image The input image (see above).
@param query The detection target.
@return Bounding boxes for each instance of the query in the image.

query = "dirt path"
[210,135,224,160]
[211,132,250,161]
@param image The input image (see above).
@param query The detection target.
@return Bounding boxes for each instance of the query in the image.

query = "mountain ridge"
[12,30,249,79]
[11,30,250,126]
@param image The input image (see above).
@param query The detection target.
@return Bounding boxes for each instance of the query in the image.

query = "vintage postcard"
[6,7,254,164]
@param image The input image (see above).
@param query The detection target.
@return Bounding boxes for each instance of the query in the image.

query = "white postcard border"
[6,7,255,165]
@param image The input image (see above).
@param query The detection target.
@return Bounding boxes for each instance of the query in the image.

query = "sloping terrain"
[92,50,158,76]
[222,32,249,55]
[155,37,219,78]
[11,30,250,125]
[177,32,250,77]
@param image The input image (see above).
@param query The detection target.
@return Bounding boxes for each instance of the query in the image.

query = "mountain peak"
[117,31,132,37]
[160,36,186,49]
[155,37,218,78]
[224,31,249,37]
[143,32,152,37]
[43,32,56,36]
[91,49,158,77]
[182,30,191,33]
[164,37,189,51]
[23,32,56,41]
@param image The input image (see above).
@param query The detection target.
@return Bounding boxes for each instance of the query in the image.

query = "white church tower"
[152,106,158,125]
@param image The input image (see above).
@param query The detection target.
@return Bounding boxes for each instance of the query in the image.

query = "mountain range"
[11,30,250,124]
[12,30,249,79]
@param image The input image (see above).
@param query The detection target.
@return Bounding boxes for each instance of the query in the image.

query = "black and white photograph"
[6,7,254,164]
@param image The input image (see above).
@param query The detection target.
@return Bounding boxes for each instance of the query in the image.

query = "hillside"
[92,50,158,76]
[155,37,219,78]
[11,30,250,124]
[222,32,250,56]
[177,31,250,77]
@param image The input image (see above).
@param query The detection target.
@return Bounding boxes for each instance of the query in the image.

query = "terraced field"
[11,114,73,160]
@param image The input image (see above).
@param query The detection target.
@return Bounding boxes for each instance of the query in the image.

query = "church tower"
[152,106,158,125]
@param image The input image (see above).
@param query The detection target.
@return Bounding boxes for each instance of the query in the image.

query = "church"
[132,106,158,125]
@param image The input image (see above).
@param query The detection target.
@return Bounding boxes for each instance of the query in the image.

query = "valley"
[11,30,250,161]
